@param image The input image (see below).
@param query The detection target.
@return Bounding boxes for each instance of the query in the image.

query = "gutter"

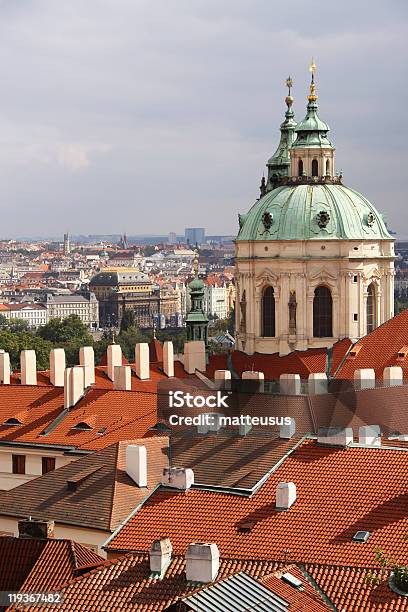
[0,440,91,455]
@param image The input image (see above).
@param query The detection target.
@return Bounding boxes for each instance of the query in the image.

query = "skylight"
[281,572,303,590]
[352,530,371,543]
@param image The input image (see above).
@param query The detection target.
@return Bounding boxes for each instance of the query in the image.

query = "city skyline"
[0,1,406,236]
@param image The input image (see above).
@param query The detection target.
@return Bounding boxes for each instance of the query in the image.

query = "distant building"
[0,302,47,328]
[89,269,160,328]
[107,252,142,268]
[63,233,71,255]
[45,293,99,329]
[168,232,177,245]
[185,228,205,246]
[204,284,229,320]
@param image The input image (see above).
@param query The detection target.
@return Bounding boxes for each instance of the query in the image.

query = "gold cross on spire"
[308,57,317,102]
[192,249,199,276]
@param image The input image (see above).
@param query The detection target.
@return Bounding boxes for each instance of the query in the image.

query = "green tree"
[37,315,93,345]
[120,310,137,333]
[0,330,53,370]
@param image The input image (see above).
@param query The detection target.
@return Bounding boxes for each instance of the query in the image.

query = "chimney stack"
[308,372,328,395]
[354,368,375,390]
[242,370,265,393]
[359,425,381,446]
[318,427,353,446]
[50,348,66,387]
[79,346,95,386]
[0,351,10,384]
[214,369,231,390]
[280,418,296,439]
[280,373,301,395]
[184,341,206,374]
[64,367,85,409]
[18,518,55,539]
[161,467,194,490]
[383,366,403,387]
[107,344,122,381]
[135,343,150,380]
[163,341,174,377]
[185,542,220,583]
[276,482,297,510]
[20,350,37,386]
[114,365,132,391]
[126,445,147,487]
[149,538,172,574]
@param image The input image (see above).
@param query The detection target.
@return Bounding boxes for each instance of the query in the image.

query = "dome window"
[262,287,275,337]
[325,159,330,176]
[313,286,332,338]
[298,159,303,177]
[312,159,319,177]
[367,284,376,333]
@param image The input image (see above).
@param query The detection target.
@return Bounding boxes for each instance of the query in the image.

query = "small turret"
[185,250,209,345]
[266,77,297,191]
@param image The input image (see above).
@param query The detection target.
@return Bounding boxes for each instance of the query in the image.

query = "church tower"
[185,251,209,344]
[235,63,395,356]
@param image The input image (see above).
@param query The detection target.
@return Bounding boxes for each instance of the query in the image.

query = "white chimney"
[107,344,122,381]
[185,542,220,583]
[0,351,10,385]
[79,346,95,386]
[114,365,131,391]
[276,482,297,510]
[354,368,375,390]
[161,467,194,490]
[383,366,403,387]
[359,425,381,446]
[163,341,174,377]
[318,427,353,446]
[49,348,65,387]
[64,367,85,409]
[280,418,296,439]
[184,341,206,374]
[214,369,231,390]
[126,445,147,487]
[135,343,150,380]
[197,413,223,435]
[150,538,172,574]
[280,373,301,395]
[308,372,328,395]
[242,370,265,393]
[21,350,37,386]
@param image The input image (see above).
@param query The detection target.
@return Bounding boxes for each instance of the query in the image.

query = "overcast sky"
[0,0,406,238]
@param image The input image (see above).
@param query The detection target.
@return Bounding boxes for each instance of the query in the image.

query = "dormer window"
[71,421,93,431]
[3,417,23,426]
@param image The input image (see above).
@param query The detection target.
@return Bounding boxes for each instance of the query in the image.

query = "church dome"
[236,183,392,241]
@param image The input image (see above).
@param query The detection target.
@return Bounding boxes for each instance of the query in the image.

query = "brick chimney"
[18,518,55,539]
[114,365,131,391]
[50,348,66,387]
[21,350,37,386]
[276,482,297,510]
[79,346,95,386]
[161,467,194,490]
[107,344,122,381]
[163,341,174,378]
[185,542,219,583]
[149,538,172,574]
[126,445,147,487]
[64,367,85,409]
[0,351,10,385]
[135,343,150,380]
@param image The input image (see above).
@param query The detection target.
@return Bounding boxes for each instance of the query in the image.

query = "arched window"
[312,159,319,177]
[298,159,303,177]
[366,283,376,333]
[262,286,275,337]
[325,159,330,176]
[313,286,332,337]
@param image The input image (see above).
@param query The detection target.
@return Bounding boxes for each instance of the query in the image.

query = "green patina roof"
[267,97,297,178]
[236,183,392,241]
[292,99,333,149]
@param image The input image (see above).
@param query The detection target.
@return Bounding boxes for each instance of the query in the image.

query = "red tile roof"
[336,309,408,379]
[106,440,408,568]
[260,565,332,611]
[0,536,102,594]
[0,438,168,531]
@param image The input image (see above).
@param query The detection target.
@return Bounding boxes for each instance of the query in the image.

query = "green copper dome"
[236,183,392,241]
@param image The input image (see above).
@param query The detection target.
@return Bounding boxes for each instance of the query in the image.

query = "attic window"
[3,417,22,426]
[237,521,255,534]
[71,422,93,431]
[281,572,303,590]
[352,530,371,543]
[97,427,107,435]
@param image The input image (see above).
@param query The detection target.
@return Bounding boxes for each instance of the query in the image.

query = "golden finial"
[308,57,317,102]
[285,75,294,108]
[192,249,199,276]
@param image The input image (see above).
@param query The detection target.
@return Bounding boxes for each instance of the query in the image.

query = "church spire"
[265,77,297,191]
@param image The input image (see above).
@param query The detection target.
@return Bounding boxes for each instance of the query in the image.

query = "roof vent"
[237,521,255,534]
[185,542,219,583]
[349,345,362,358]
[71,421,93,431]
[281,572,303,590]
[397,346,408,360]
[318,427,353,447]
[3,417,23,426]
[352,530,371,543]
